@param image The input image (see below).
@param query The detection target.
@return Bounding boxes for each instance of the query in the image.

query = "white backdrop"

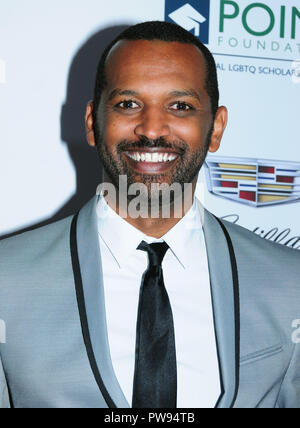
[0,0,299,248]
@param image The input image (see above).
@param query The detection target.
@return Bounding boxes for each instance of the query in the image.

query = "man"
[0,21,300,409]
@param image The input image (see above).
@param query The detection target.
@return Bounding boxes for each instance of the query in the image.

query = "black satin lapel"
[70,212,117,408]
[203,209,240,409]
[70,196,130,408]
[214,216,240,408]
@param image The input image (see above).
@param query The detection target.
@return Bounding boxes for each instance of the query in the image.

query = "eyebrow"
[107,89,139,101]
[168,90,202,103]
[107,88,203,102]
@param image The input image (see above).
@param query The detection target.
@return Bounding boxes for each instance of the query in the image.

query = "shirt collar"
[96,192,204,269]
[161,197,203,268]
[97,194,145,268]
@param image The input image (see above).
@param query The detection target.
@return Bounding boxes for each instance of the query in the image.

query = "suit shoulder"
[0,214,74,263]
[222,218,299,255]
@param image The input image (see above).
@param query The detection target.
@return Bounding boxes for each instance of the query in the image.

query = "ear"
[85,101,96,147]
[208,106,228,153]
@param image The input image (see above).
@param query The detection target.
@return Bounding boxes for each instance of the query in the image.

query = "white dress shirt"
[96,194,220,408]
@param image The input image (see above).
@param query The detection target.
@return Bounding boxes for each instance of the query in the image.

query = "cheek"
[173,118,208,150]
[103,115,134,144]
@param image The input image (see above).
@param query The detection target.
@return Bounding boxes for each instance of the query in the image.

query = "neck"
[121,215,189,239]
[102,175,197,238]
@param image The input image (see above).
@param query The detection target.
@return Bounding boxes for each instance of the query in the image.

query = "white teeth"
[152,153,158,162]
[126,151,178,163]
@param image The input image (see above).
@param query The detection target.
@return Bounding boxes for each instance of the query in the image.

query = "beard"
[95,129,212,205]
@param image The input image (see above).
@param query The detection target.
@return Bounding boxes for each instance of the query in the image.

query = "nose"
[134,106,171,140]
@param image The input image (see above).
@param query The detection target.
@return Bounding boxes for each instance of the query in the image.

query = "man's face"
[91,40,224,194]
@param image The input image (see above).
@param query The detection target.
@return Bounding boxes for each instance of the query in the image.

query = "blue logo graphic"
[165,0,210,44]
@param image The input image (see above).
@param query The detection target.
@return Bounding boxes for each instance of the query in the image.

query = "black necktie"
[132,240,177,408]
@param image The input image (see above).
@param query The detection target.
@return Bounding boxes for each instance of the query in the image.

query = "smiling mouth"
[124,151,179,163]
[123,149,181,174]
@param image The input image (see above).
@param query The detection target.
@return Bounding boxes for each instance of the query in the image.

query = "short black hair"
[93,21,219,121]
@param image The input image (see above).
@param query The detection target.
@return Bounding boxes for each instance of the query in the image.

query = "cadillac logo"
[204,156,300,207]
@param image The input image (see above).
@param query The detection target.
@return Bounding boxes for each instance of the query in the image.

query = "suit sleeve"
[0,354,10,408]
[276,344,300,408]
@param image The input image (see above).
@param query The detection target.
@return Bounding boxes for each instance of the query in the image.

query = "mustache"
[116,136,187,154]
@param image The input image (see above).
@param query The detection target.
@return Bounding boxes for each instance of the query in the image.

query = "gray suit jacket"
[0,196,300,408]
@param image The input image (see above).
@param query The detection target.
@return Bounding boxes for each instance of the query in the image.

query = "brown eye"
[170,102,194,111]
[117,100,139,109]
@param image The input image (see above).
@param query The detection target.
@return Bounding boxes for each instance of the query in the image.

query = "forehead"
[104,39,207,92]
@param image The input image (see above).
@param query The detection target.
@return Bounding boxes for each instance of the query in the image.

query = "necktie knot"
[137,240,169,267]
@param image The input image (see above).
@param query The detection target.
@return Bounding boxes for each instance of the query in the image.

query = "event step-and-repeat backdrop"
[0,0,299,249]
